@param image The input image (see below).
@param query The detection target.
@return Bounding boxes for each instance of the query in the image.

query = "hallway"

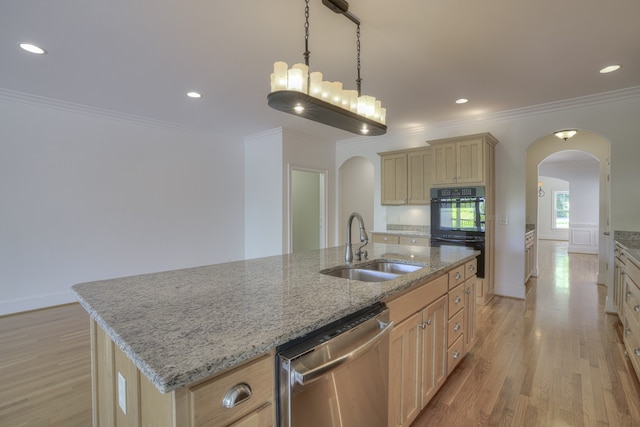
[414,240,640,426]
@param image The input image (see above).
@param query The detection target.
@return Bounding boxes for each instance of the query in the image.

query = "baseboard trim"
[0,291,76,316]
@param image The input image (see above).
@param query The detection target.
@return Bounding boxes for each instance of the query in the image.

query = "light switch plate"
[118,372,127,414]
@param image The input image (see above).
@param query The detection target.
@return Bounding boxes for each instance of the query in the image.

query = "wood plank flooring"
[414,240,640,426]
[0,303,91,426]
[0,240,638,426]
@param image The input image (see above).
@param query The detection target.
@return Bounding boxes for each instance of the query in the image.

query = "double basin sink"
[320,260,425,282]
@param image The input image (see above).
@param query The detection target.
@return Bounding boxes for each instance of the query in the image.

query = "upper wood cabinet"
[379,148,431,205]
[429,133,498,187]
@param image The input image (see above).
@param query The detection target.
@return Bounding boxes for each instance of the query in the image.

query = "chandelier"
[267,0,387,136]
[554,129,577,141]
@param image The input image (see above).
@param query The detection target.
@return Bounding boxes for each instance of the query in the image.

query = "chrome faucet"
[345,212,369,262]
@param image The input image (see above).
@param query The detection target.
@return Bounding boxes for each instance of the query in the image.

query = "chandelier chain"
[356,24,362,96]
[304,0,310,66]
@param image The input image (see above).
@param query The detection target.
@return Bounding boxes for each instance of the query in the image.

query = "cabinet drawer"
[622,312,640,379]
[386,275,448,325]
[447,335,464,376]
[448,265,465,289]
[399,236,429,247]
[464,259,477,280]
[624,276,640,327]
[447,309,464,348]
[189,354,274,427]
[448,283,465,316]
[372,234,400,244]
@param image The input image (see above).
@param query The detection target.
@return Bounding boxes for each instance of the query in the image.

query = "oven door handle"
[432,237,481,244]
[292,320,393,386]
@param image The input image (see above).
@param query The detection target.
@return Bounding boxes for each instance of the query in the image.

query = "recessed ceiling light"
[186,91,202,99]
[19,43,47,55]
[599,64,621,74]
[455,98,469,104]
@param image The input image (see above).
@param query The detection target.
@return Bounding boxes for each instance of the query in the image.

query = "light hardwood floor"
[1,240,639,426]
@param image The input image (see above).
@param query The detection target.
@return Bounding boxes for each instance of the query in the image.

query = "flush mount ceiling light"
[186,91,202,99]
[19,42,47,55]
[267,0,387,136]
[455,98,469,104]
[599,64,621,74]
[554,129,577,141]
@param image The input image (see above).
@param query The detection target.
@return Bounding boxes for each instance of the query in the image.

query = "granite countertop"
[72,244,478,393]
[616,240,640,263]
[372,230,430,238]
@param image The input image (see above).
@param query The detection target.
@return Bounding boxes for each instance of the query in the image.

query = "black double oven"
[430,186,486,278]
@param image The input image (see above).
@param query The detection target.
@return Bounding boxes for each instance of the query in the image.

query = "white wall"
[537,176,570,240]
[1,94,245,315]
[244,128,336,258]
[336,87,640,300]
[339,157,374,245]
[244,129,283,259]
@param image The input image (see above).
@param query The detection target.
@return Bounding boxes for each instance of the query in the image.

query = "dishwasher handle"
[293,320,393,386]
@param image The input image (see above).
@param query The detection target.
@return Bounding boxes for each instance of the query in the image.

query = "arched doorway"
[338,157,374,246]
[525,130,611,287]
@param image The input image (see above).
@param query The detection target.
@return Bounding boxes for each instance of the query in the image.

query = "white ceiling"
[2,0,639,141]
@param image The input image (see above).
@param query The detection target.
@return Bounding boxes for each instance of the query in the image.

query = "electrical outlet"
[118,372,127,414]
[498,217,509,225]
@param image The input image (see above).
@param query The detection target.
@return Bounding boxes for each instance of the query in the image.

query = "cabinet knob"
[412,239,417,243]
[453,323,461,332]
[626,328,632,336]
[452,350,461,360]
[465,289,472,295]
[626,291,632,298]
[455,272,462,280]
[222,383,252,409]
[635,305,640,313]
[469,265,475,272]
[383,237,388,241]
[454,296,461,304]
[635,348,640,357]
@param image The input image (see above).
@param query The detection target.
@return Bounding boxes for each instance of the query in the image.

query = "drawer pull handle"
[635,348,640,357]
[222,383,252,409]
[635,305,640,313]
[455,272,462,280]
[452,350,460,360]
[412,239,417,243]
[454,296,461,304]
[626,328,632,336]
[453,323,461,332]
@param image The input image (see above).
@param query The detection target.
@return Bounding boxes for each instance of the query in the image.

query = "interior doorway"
[525,131,611,286]
[338,157,374,246]
[290,168,327,252]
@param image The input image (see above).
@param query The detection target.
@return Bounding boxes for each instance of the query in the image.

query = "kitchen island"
[73,243,478,426]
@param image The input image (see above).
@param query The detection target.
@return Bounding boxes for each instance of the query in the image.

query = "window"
[553,190,570,229]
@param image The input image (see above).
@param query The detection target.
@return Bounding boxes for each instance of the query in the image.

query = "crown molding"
[432,86,640,130]
[338,86,640,144]
[0,88,228,138]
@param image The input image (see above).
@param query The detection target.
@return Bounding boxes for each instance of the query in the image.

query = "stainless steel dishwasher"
[277,303,392,427]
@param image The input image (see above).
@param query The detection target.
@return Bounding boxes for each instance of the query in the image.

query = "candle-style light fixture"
[267,0,387,136]
[538,181,545,197]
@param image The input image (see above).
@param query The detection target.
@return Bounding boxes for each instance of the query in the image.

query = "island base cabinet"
[90,319,274,427]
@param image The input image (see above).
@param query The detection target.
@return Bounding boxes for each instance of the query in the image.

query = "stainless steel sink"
[320,260,424,282]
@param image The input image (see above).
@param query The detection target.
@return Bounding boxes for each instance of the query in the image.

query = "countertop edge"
[74,247,479,393]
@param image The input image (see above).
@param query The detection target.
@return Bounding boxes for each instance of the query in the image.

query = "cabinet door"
[381,154,407,205]
[464,277,477,351]
[456,139,484,184]
[421,295,448,407]
[228,403,273,427]
[431,143,457,185]
[388,312,422,427]
[407,149,431,204]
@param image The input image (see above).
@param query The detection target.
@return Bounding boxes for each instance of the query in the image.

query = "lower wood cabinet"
[386,257,478,427]
[622,252,640,379]
[91,320,274,427]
